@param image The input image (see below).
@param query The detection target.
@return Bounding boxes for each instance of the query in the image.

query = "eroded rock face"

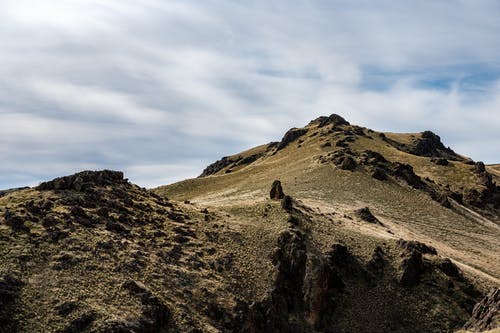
[276,128,308,151]
[243,227,350,333]
[243,227,308,333]
[463,288,500,332]
[37,170,125,192]
[463,161,500,209]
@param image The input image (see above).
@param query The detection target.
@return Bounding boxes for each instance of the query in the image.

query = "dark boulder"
[399,249,425,287]
[473,161,486,174]
[339,156,357,171]
[397,239,437,287]
[355,207,381,224]
[281,195,293,212]
[437,258,462,279]
[270,180,285,200]
[371,167,388,181]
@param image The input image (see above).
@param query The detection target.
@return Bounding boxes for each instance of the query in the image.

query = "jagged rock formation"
[383,130,461,160]
[37,170,125,191]
[309,114,350,128]
[275,128,309,152]
[463,288,500,332]
[199,144,276,177]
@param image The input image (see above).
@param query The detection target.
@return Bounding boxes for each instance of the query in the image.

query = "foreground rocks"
[270,180,285,200]
[463,288,500,332]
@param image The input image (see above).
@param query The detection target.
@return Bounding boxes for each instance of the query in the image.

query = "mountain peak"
[309,113,350,127]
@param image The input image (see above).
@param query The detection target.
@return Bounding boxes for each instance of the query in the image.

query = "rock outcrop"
[199,150,267,177]
[37,170,125,192]
[276,128,308,151]
[270,180,285,200]
[355,207,381,224]
[310,114,350,128]
[463,288,500,332]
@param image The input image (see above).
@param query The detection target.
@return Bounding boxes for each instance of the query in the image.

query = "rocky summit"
[1,114,499,333]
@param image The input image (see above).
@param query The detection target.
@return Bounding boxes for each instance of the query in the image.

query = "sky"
[1,0,500,189]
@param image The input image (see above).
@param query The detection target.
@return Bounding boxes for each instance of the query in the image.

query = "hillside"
[1,115,499,332]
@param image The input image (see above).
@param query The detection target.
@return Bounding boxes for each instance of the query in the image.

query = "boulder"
[473,161,486,174]
[281,195,293,212]
[399,249,425,287]
[354,207,381,224]
[270,180,285,200]
[397,239,437,287]
[371,168,388,181]
[339,156,357,171]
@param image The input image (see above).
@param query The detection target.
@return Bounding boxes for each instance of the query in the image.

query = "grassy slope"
[155,121,500,284]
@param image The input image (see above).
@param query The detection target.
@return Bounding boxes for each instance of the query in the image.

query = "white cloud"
[0,0,499,188]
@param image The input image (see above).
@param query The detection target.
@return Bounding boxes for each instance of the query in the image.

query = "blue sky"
[1,0,500,188]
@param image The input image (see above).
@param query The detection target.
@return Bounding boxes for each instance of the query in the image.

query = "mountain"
[1,115,499,333]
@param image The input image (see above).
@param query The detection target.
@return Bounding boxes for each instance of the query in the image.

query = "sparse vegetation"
[1,114,499,332]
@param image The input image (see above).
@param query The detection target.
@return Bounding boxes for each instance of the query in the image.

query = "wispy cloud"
[1,0,499,188]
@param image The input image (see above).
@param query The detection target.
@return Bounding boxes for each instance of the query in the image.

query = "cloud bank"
[1,0,499,188]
